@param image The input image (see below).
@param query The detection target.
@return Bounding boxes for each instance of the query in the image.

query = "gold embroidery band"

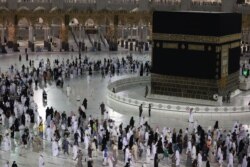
[188,44,204,51]
[153,33,241,44]
[162,43,178,49]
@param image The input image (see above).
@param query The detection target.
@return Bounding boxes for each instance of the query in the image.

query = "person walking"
[148,104,151,117]
[139,104,143,117]
[175,149,180,167]
[62,137,69,155]
[100,102,105,115]
[227,150,233,167]
[83,98,88,109]
[145,85,148,98]
[38,121,44,139]
[75,150,83,167]
[66,84,71,97]
[33,135,42,152]
[11,161,18,167]
[87,157,93,167]
[154,153,160,167]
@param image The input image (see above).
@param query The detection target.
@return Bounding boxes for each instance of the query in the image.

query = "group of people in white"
[1,54,250,167]
[0,54,149,167]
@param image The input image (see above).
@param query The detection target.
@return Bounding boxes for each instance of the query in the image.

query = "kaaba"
[151,11,242,100]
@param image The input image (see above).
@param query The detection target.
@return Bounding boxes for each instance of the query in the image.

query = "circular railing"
[107,76,250,113]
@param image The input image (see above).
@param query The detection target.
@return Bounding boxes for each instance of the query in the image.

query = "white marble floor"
[0,51,248,167]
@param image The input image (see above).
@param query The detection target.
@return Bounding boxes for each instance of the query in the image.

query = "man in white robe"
[39,154,45,167]
[175,149,180,167]
[52,140,59,157]
[191,145,196,162]
[197,152,202,167]
[3,161,9,167]
[1,112,5,127]
[186,140,192,154]
[66,85,71,97]
[25,113,31,128]
[46,126,52,141]
[227,151,233,167]
[72,143,78,160]
[122,137,128,150]
[84,135,89,150]
[3,134,11,151]
[145,131,149,144]
[8,115,14,128]
[104,111,109,121]
[108,154,114,167]
[125,147,130,163]
[151,142,156,159]
[73,120,78,134]
[146,146,151,163]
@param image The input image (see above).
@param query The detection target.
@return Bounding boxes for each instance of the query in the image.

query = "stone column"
[43,26,48,42]
[130,27,133,41]
[44,26,51,51]
[79,24,82,42]
[81,25,85,52]
[97,26,100,43]
[7,23,16,48]
[136,26,139,41]
[248,30,250,45]
[140,26,144,42]
[1,27,4,44]
[28,25,34,50]
[121,26,124,40]
[60,24,69,51]
[29,25,33,42]
[144,26,148,42]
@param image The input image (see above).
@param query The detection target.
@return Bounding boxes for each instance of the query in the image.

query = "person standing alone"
[139,104,143,117]
[148,104,151,117]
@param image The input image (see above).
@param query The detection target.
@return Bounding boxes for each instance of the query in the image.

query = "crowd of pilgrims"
[29,54,151,89]
[1,54,250,167]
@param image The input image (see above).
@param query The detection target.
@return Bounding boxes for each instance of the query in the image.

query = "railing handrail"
[107,76,250,113]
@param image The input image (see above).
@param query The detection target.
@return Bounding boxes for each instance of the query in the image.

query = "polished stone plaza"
[0,51,249,167]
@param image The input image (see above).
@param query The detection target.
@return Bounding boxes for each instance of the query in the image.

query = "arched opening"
[33,6,46,12]
[85,18,95,28]
[50,17,63,50]
[69,18,79,27]
[17,6,30,12]
[68,18,81,51]
[34,17,46,42]
[17,17,29,42]
[85,18,97,33]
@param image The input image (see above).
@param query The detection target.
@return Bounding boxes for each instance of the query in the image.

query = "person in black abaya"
[129,117,135,128]
[157,138,164,154]
[83,98,88,109]
[129,134,134,149]
[154,153,159,167]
